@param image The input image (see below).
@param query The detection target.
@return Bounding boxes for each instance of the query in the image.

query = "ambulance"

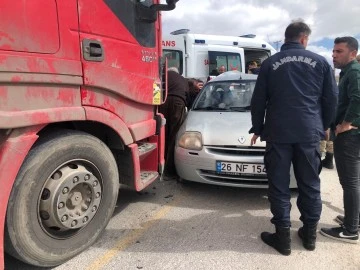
[162,29,277,81]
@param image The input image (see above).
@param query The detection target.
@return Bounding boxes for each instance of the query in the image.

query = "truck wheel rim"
[38,160,102,239]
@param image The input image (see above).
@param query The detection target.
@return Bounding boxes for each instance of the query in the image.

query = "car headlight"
[178,132,203,150]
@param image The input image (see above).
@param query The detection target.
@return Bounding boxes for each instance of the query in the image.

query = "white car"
[175,71,297,188]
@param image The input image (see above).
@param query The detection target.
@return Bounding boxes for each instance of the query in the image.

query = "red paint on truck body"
[0,0,166,267]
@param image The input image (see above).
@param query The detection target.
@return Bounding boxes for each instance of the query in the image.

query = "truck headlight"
[178,132,203,150]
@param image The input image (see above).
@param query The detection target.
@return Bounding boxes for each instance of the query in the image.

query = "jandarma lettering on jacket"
[272,56,317,70]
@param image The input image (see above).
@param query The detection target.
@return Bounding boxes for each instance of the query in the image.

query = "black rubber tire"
[5,130,119,267]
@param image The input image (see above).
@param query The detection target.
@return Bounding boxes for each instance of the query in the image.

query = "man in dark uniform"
[159,67,188,179]
[249,20,338,255]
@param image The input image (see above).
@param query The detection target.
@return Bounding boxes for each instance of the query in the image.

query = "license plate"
[216,161,266,175]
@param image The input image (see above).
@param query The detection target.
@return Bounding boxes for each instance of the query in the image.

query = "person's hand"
[324,129,330,141]
[197,82,204,89]
[335,122,358,136]
[250,134,259,146]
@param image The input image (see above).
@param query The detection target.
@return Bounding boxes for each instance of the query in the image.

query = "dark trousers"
[265,142,322,227]
[334,133,360,233]
[159,96,186,176]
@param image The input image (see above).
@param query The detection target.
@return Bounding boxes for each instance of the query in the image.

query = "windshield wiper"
[229,106,251,112]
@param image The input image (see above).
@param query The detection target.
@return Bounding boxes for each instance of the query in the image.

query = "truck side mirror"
[136,0,179,23]
[151,0,179,12]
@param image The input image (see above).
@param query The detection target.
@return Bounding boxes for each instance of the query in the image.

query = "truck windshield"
[104,0,155,47]
[209,51,242,75]
[193,80,256,111]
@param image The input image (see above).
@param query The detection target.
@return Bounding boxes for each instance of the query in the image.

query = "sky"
[160,0,360,67]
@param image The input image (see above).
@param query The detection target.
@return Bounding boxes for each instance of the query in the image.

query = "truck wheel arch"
[83,106,133,145]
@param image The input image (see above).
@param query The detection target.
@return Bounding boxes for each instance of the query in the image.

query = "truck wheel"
[5,130,119,267]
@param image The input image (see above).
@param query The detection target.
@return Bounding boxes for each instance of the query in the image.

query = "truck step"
[138,143,157,158]
[140,171,159,185]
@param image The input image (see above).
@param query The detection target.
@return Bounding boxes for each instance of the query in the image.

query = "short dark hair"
[248,61,257,66]
[334,36,359,52]
[285,20,311,42]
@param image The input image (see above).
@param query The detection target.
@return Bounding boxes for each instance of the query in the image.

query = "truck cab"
[0,0,178,268]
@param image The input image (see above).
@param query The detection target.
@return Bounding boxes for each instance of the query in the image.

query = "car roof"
[210,71,258,82]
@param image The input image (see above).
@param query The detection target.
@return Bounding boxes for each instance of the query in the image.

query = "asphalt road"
[5,168,360,270]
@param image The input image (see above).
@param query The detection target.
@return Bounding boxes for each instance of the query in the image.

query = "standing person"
[159,67,188,179]
[250,20,338,255]
[320,37,360,243]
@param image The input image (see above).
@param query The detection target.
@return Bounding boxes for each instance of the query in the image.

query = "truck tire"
[5,130,119,267]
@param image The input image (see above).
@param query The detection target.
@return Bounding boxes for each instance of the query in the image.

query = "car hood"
[180,111,266,147]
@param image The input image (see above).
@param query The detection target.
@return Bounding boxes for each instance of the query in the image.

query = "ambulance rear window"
[163,50,183,75]
[209,51,242,75]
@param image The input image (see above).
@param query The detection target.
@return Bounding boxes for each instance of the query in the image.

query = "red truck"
[0,0,178,268]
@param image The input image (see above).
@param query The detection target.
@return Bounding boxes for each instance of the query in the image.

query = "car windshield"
[193,80,256,111]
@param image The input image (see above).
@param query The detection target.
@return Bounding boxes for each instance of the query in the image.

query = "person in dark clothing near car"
[187,78,203,108]
[249,20,338,255]
[159,67,188,179]
[320,37,360,243]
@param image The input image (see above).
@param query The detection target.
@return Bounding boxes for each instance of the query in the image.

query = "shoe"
[334,215,360,228]
[320,226,359,244]
[298,224,317,251]
[321,152,334,169]
[261,226,291,256]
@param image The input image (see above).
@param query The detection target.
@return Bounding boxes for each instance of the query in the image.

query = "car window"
[193,80,256,111]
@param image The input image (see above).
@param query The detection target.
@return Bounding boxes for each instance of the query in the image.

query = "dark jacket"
[187,86,198,108]
[335,60,360,135]
[249,67,261,75]
[167,70,188,104]
[250,42,338,143]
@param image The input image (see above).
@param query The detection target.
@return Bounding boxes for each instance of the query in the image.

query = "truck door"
[0,0,82,129]
[78,0,161,118]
